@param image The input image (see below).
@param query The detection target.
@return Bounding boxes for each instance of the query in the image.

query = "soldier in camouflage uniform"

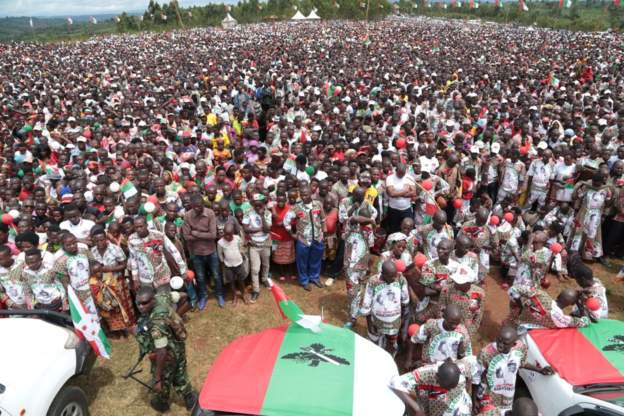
[134,286,197,412]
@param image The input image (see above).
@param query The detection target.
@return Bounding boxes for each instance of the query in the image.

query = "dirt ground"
[79,261,624,416]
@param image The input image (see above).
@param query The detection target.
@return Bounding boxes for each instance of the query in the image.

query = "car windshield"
[579,386,624,410]
[576,384,624,395]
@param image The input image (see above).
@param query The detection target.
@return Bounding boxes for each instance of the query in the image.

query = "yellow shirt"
[347,184,379,206]
[206,112,218,126]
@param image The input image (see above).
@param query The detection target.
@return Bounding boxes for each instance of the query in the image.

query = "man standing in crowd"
[183,195,223,308]
[285,186,326,291]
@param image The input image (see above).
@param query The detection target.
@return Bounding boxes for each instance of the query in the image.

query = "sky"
[0,0,233,17]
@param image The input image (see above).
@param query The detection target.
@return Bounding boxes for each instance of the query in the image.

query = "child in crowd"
[217,223,249,304]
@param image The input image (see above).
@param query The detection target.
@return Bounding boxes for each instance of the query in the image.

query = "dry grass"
[77,262,624,416]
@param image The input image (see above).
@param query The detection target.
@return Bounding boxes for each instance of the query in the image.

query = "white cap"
[170,276,184,290]
[67,116,76,122]
[451,264,476,284]
[537,141,548,150]
[470,145,479,153]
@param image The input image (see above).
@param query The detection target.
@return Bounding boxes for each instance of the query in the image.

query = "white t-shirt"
[553,162,576,201]
[419,155,439,174]
[217,235,244,267]
[60,219,95,240]
[242,210,272,244]
[386,173,414,211]
[527,159,554,190]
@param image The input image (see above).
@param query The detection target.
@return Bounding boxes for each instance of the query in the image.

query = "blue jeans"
[185,281,198,307]
[191,252,223,299]
[295,240,324,286]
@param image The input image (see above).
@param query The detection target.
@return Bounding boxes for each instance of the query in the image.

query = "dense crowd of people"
[0,16,623,415]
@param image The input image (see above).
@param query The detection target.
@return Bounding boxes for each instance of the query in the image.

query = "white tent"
[306,10,321,19]
[291,10,307,20]
[221,13,237,29]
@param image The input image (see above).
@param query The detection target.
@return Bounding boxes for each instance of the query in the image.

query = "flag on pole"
[495,0,500,6]
[269,280,321,333]
[29,17,33,28]
[457,1,462,7]
[559,0,564,8]
[161,13,168,20]
[443,3,448,8]
[115,16,121,22]
[67,285,111,359]
[67,17,73,25]
[520,0,528,10]
[470,0,474,8]
[615,0,621,6]
[120,181,138,199]
[423,191,439,217]
[90,16,97,24]
[565,0,572,7]
[475,0,479,8]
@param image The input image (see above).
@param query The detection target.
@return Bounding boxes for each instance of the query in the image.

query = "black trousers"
[384,206,414,234]
[603,218,624,257]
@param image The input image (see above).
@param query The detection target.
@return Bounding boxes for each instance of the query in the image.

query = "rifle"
[123,353,154,392]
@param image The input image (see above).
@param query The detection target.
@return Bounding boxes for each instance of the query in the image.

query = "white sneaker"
[325,278,335,287]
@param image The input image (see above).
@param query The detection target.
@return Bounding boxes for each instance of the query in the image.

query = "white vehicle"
[519,319,624,416]
[0,310,96,416]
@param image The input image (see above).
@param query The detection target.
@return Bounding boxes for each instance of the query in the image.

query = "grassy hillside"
[0,16,119,42]
[397,1,624,32]
[0,0,621,43]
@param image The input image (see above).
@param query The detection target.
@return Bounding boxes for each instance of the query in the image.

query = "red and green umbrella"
[530,320,624,386]
[197,282,404,416]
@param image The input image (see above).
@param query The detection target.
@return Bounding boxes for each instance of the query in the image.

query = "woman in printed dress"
[270,192,296,280]
[90,228,135,334]
[571,172,613,260]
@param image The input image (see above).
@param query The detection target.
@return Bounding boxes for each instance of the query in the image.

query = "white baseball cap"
[451,264,476,284]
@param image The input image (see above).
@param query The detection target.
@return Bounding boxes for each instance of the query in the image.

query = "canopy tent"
[307,10,321,20]
[291,10,307,20]
[221,13,237,29]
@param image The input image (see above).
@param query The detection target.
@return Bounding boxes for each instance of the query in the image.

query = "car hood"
[0,318,76,408]
[528,320,624,387]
